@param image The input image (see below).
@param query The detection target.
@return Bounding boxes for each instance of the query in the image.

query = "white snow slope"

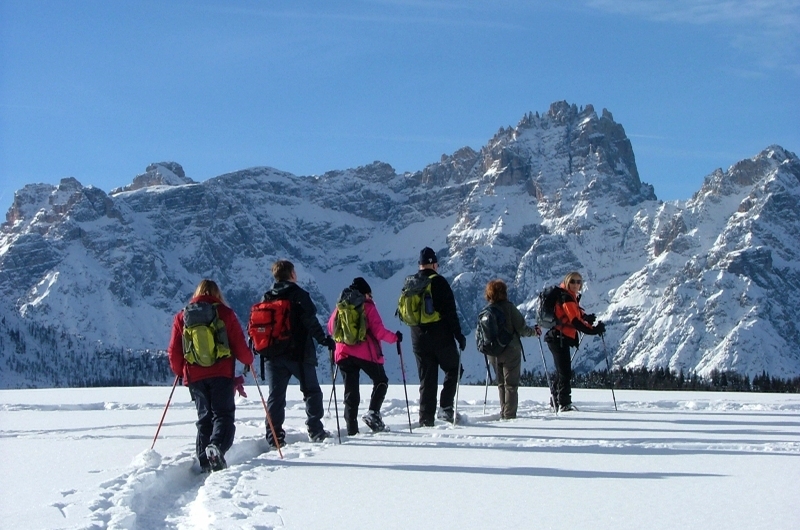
[1,384,798,530]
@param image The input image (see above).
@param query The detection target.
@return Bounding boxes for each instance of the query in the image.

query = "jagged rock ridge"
[1,102,798,388]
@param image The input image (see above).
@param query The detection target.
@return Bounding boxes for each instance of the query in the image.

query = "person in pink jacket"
[327,277,402,435]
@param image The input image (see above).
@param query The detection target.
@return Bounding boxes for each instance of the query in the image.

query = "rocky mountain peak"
[692,146,800,205]
[111,162,194,194]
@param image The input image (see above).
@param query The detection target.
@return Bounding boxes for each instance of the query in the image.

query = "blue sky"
[1,0,798,208]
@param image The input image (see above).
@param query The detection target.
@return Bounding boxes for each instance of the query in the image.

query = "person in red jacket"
[544,271,605,412]
[168,279,254,472]
[328,277,401,435]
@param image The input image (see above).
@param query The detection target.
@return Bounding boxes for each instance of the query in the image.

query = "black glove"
[593,321,606,335]
[396,330,403,343]
[322,336,336,350]
[585,313,597,325]
[456,334,467,351]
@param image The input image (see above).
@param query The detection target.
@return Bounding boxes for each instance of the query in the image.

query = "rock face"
[1,102,798,388]
[110,162,194,193]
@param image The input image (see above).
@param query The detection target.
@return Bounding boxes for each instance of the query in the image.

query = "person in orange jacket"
[544,271,605,412]
[168,279,254,472]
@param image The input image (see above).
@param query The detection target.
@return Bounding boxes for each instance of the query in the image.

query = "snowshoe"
[362,410,388,433]
[267,429,286,449]
[436,406,463,424]
[308,429,332,442]
[205,444,227,472]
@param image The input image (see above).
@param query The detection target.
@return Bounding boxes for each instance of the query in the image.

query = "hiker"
[544,271,606,412]
[404,247,467,426]
[167,279,254,472]
[483,279,541,420]
[327,277,402,435]
[261,260,336,447]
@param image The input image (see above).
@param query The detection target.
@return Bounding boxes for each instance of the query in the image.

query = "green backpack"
[333,288,367,345]
[396,273,441,326]
[182,302,232,367]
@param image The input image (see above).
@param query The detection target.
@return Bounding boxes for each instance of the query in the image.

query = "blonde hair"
[484,279,508,303]
[193,279,226,303]
[563,271,583,288]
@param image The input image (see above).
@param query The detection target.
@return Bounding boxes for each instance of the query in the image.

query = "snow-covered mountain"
[1,101,798,388]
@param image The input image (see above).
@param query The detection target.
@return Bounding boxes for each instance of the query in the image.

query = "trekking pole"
[248,364,284,459]
[483,354,493,414]
[537,336,556,414]
[326,364,339,415]
[396,341,414,433]
[151,374,180,450]
[452,347,463,427]
[329,348,342,443]
[601,335,618,411]
[570,332,584,363]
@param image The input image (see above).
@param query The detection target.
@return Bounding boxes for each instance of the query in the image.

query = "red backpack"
[248,298,293,359]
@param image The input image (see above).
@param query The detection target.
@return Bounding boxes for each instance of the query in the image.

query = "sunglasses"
[569,279,583,285]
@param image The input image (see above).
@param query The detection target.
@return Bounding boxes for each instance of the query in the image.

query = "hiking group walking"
[164,248,607,472]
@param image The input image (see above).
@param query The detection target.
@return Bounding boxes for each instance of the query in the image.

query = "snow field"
[1,385,799,529]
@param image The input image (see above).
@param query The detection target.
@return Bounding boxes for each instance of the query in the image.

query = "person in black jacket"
[262,260,336,446]
[408,247,466,426]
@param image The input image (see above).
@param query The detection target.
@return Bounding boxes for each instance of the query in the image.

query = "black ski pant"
[546,338,573,408]
[264,355,325,440]
[411,326,460,423]
[190,376,236,467]
[337,356,389,432]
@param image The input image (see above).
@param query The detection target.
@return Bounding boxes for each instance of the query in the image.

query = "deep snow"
[1,383,799,530]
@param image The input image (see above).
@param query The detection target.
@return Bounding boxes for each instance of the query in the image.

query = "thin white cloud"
[196,3,525,31]
[586,0,800,75]
[586,0,799,25]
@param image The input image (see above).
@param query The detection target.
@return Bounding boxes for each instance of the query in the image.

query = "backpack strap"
[260,354,266,382]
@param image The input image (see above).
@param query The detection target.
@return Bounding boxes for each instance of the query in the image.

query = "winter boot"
[362,410,387,433]
[346,417,359,436]
[267,429,286,449]
[308,429,332,443]
[437,406,463,424]
[205,443,227,472]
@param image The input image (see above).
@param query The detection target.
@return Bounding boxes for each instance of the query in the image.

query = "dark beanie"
[419,247,438,265]
[351,277,372,295]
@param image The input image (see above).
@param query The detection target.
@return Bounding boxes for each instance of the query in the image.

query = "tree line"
[518,366,800,393]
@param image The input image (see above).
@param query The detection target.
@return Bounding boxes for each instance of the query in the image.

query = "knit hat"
[350,277,372,295]
[419,247,438,265]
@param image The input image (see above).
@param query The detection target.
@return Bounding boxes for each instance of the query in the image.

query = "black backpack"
[475,304,514,356]
[537,285,568,330]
